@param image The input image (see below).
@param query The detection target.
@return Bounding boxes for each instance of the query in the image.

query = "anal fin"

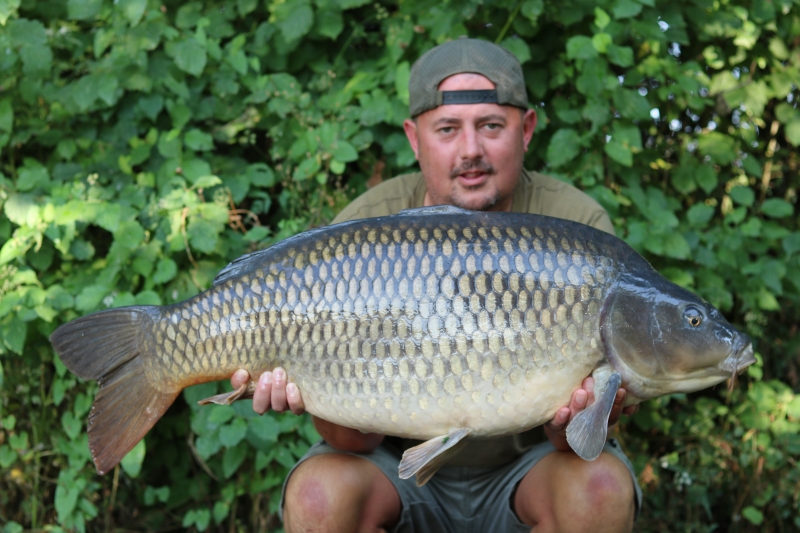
[566,368,622,461]
[198,381,256,405]
[398,428,472,486]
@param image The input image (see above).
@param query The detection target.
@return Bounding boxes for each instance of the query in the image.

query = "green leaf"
[761,198,793,218]
[332,141,358,163]
[607,44,633,67]
[153,258,178,284]
[55,480,80,522]
[0,98,12,133]
[663,233,691,259]
[172,38,207,77]
[0,0,21,26]
[191,175,222,189]
[741,506,764,525]
[121,439,146,478]
[546,129,581,168]
[521,0,544,23]
[695,165,717,194]
[784,121,800,146]
[613,89,651,120]
[612,0,642,19]
[67,0,102,20]
[117,0,147,26]
[183,128,214,152]
[671,164,696,195]
[729,186,754,207]
[697,133,737,165]
[76,285,109,312]
[782,233,800,257]
[219,418,248,448]
[594,7,611,29]
[604,140,632,166]
[395,61,410,106]
[1,317,25,354]
[315,8,343,39]
[758,288,780,311]
[279,1,313,42]
[182,158,213,183]
[686,204,715,227]
[293,158,321,181]
[16,159,49,192]
[213,501,230,524]
[188,219,220,253]
[0,445,17,469]
[222,442,247,478]
[61,410,82,440]
[566,36,597,60]
[592,33,612,54]
[500,38,531,65]
[247,163,275,187]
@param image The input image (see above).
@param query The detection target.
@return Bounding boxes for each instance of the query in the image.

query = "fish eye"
[684,306,703,327]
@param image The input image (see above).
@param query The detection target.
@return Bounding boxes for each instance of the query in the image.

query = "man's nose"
[459,126,483,160]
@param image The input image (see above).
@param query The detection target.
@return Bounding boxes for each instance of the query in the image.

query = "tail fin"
[50,307,179,475]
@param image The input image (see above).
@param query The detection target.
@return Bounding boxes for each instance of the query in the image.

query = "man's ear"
[403,118,421,160]
[522,109,537,151]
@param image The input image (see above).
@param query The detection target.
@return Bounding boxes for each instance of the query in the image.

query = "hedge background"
[1,0,799,531]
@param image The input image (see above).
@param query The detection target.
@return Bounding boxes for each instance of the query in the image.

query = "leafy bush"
[0,0,798,531]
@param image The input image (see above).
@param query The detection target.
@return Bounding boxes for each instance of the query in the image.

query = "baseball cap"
[408,37,529,118]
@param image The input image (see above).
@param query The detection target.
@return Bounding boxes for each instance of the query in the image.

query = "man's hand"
[230,367,305,415]
[544,376,639,452]
[230,369,384,453]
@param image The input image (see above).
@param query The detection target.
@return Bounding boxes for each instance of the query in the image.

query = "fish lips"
[718,340,756,376]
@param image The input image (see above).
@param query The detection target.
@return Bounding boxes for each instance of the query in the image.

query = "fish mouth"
[719,342,756,375]
[719,341,756,391]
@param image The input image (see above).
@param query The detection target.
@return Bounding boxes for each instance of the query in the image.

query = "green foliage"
[0,0,799,531]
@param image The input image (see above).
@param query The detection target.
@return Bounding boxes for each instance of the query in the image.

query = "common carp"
[51,206,755,485]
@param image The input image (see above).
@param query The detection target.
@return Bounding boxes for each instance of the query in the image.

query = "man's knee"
[283,453,400,533]
[573,452,635,513]
[516,450,635,533]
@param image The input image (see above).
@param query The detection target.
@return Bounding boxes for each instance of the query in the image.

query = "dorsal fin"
[212,248,273,286]
[399,205,472,216]
[211,223,345,286]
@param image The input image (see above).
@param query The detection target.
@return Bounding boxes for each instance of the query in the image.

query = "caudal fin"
[50,307,179,475]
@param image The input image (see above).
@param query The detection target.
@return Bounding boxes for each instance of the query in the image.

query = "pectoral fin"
[566,369,622,461]
[398,428,472,486]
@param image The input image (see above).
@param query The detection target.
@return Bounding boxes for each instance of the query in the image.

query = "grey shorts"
[281,438,642,532]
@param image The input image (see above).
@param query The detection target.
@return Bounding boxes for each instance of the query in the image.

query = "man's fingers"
[571,388,588,412]
[546,407,571,431]
[252,372,273,415]
[622,404,639,416]
[607,389,627,426]
[231,368,249,389]
[271,367,288,412]
[287,383,306,415]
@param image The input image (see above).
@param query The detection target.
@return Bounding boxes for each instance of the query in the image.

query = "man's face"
[403,73,537,212]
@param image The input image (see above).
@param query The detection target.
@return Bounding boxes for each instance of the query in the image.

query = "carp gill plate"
[51,206,755,485]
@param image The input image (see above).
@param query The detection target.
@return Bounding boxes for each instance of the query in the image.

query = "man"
[232,38,642,532]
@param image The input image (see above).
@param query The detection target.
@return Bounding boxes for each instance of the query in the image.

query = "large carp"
[51,206,755,485]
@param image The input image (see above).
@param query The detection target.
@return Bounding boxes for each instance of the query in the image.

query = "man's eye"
[438,127,454,134]
[484,123,501,130]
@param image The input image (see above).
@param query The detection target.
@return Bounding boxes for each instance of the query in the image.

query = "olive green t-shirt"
[330,169,615,467]
[332,169,615,236]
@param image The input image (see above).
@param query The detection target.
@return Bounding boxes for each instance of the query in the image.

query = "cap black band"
[436,90,499,106]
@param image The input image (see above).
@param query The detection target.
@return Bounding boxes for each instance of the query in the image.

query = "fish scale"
[51,206,754,481]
